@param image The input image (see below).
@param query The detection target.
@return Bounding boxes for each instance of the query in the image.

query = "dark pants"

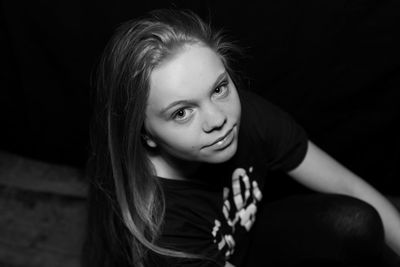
[242,193,399,267]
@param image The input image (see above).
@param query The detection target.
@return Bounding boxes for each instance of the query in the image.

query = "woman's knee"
[324,194,384,242]
[320,194,385,266]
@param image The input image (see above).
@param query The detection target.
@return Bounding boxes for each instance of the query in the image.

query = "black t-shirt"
[156,89,308,266]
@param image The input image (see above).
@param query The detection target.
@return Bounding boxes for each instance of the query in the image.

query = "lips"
[205,126,235,148]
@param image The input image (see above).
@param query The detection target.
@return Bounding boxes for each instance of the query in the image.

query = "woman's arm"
[288,141,400,256]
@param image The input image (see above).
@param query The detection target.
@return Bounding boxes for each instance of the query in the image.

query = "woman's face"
[144,43,241,164]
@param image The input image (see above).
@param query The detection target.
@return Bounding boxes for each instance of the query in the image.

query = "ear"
[142,134,157,148]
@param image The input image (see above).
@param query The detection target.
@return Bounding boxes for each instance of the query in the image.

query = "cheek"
[226,92,241,120]
[166,132,197,148]
[153,124,202,151]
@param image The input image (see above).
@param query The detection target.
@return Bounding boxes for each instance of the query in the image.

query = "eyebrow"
[159,71,228,114]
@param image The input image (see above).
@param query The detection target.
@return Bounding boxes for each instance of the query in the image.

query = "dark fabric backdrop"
[1,0,399,194]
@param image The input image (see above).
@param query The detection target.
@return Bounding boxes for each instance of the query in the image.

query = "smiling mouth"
[205,126,235,148]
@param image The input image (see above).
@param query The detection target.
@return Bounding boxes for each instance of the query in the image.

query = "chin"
[203,141,238,164]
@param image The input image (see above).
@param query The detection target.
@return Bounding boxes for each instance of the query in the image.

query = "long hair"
[83,9,241,267]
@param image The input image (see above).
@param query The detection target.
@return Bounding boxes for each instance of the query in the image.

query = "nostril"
[203,116,227,133]
[202,103,228,133]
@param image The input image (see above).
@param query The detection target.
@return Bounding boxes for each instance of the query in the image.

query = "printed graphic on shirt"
[211,166,263,259]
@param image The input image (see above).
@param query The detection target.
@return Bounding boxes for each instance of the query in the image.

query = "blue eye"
[172,108,193,122]
[213,80,229,97]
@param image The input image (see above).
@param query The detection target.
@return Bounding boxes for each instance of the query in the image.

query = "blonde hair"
[84,8,241,267]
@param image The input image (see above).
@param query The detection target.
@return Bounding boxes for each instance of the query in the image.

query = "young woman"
[83,8,400,267]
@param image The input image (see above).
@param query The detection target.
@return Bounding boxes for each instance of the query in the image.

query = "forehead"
[148,44,226,109]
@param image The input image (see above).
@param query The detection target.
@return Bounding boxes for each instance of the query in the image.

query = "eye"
[171,107,193,122]
[213,80,229,98]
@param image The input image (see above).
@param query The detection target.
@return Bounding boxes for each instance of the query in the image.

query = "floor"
[0,151,86,267]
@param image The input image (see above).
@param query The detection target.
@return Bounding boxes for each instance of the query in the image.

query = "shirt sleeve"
[238,89,309,172]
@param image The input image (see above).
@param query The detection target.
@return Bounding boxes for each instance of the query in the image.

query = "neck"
[148,153,202,181]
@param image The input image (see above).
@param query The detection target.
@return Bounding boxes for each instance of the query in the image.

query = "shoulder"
[237,89,297,140]
[238,89,293,120]
[237,89,308,171]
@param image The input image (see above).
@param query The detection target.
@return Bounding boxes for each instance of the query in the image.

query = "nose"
[202,103,227,133]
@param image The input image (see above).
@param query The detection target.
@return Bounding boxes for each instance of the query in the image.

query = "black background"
[1,0,399,194]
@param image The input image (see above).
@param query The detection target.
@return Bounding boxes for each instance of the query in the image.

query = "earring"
[141,134,157,148]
